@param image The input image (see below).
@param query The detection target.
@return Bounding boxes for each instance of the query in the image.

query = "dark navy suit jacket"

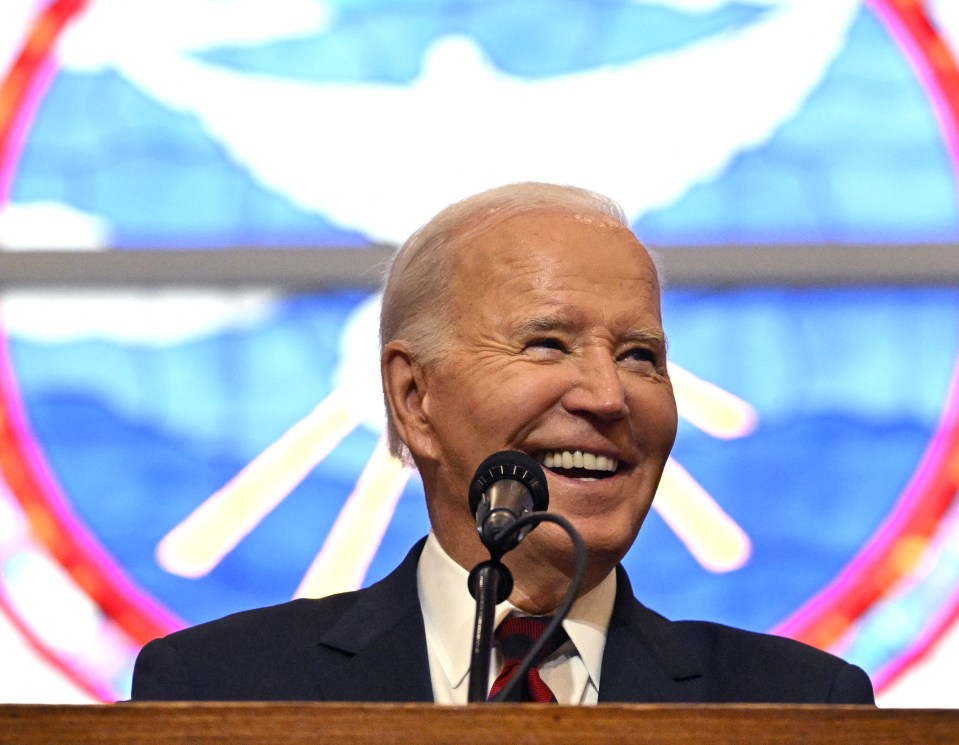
[131,540,875,703]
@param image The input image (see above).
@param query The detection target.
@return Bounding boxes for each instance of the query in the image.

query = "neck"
[432,521,613,615]
[502,538,613,614]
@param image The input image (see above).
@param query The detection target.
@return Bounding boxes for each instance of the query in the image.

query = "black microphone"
[468,451,549,554]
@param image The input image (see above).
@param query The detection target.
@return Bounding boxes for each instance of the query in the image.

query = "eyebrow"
[513,311,668,348]
[516,315,577,334]
[513,310,587,336]
[621,328,668,348]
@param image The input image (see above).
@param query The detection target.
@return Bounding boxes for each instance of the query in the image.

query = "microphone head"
[468,450,549,517]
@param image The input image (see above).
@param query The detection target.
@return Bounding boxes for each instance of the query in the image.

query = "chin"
[526,520,637,576]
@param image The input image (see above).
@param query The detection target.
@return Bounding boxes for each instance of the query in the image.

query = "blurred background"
[0,0,957,706]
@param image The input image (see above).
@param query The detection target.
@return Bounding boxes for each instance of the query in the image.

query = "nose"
[562,347,629,420]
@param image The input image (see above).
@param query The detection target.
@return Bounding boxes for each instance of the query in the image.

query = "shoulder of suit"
[667,616,854,672]
[151,539,427,654]
[155,592,362,651]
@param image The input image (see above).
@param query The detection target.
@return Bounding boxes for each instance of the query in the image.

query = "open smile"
[535,449,620,481]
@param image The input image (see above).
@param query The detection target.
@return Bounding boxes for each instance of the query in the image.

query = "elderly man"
[132,183,874,704]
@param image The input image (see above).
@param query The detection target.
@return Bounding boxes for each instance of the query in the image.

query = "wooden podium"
[1,704,957,744]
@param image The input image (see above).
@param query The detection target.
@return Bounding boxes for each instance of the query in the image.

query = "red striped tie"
[488,616,567,703]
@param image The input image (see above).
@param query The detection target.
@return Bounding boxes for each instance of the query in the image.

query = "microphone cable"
[486,510,586,703]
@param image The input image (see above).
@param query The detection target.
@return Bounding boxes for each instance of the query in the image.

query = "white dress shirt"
[416,532,616,704]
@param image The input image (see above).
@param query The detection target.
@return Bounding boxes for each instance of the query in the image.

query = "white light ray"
[156,389,360,578]
[654,458,752,572]
[670,363,759,439]
[295,438,411,599]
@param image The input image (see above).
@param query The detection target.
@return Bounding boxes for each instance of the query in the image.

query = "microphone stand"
[465,513,586,703]
[466,557,512,703]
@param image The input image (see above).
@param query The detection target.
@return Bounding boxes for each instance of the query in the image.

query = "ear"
[381,340,439,461]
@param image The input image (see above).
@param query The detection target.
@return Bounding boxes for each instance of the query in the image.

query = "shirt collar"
[417,531,616,692]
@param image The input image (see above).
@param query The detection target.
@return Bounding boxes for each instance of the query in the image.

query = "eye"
[530,337,566,351]
[524,337,568,358]
[620,346,659,367]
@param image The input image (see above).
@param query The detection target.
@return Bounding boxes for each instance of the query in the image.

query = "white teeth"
[537,450,619,473]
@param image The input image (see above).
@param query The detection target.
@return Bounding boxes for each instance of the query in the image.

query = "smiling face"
[383,208,678,606]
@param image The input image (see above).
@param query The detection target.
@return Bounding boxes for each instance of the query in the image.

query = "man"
[132,183,874,704]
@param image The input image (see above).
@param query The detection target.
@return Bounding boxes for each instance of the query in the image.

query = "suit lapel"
[598,566,703,702]
[304,545,703,702]
[311,539,435,702]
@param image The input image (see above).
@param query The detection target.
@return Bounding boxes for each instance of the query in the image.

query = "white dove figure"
[56,0,860,244]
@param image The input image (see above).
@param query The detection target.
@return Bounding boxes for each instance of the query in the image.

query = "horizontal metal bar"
[0,244,957,287]
[0,247,396,289]
[653,244,959,286]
